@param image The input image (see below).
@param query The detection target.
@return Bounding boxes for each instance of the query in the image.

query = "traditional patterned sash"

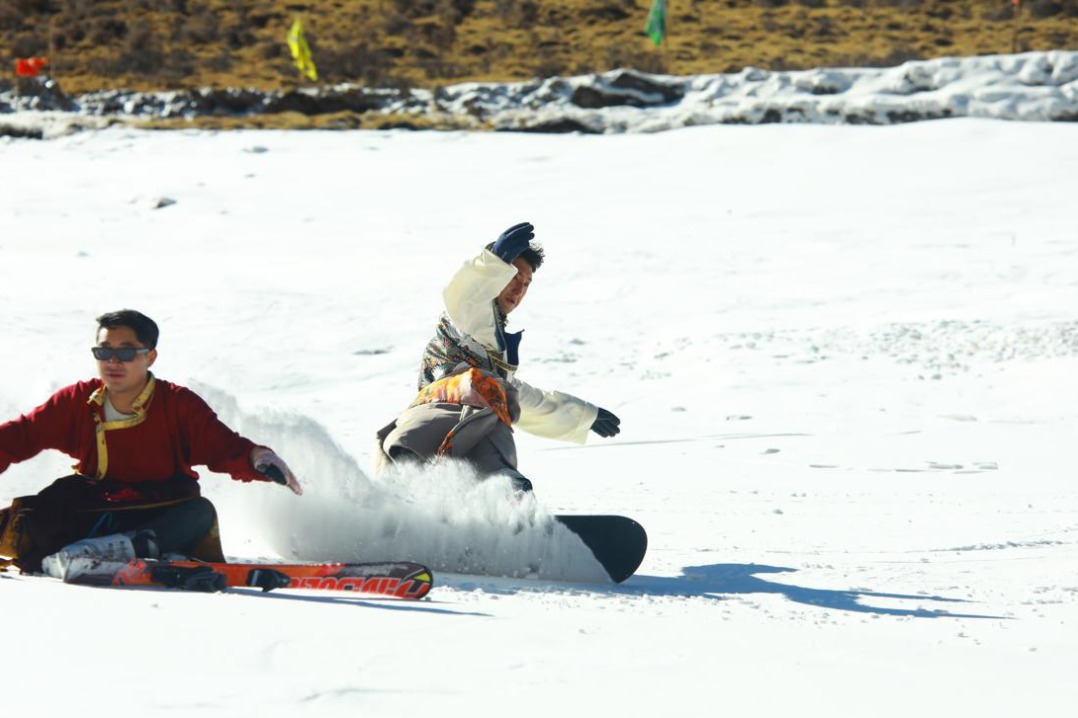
[410,367,514,427]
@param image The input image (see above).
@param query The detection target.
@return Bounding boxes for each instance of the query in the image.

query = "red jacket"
[0,375,268,486]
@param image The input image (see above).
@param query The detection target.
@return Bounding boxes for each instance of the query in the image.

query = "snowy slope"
[1,114,1076,716]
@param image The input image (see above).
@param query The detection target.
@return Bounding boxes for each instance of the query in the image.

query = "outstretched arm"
[0,387,82,475]
[512,377,600,444]
[177,389,301,495]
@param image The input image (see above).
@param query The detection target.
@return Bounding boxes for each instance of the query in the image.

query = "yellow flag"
[287,18,318,82]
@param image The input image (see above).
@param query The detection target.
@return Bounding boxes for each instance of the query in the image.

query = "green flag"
[645,0,667,47]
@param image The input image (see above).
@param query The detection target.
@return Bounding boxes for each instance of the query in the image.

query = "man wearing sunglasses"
[0,309,301,579]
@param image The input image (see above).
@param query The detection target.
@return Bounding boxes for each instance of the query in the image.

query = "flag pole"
[661,2,670,73]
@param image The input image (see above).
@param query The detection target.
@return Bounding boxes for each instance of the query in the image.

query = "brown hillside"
[2,1,1077,95]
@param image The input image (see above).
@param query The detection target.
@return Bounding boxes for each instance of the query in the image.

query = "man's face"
[496,258,533,315]
[95,325,156,395]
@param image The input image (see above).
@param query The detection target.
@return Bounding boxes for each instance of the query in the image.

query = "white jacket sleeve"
[444,248,598,444]
[512,377,598,445]
[442,249,518,351]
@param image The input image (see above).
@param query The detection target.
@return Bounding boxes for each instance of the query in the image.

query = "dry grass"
[2,1,1076,95]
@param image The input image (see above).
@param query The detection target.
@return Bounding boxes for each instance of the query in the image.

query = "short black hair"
[96,309,159,349]
[486,242,545,272]
[519,244,545,272]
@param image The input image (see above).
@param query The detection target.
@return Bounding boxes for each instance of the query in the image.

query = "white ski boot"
[41,533,136,581]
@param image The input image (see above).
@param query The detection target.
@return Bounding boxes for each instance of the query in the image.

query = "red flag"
[15,57,49,78]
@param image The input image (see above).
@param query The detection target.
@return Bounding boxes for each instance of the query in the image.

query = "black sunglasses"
[92,346,150,362]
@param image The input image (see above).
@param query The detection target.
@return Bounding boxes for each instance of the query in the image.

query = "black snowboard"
[555,515,647,583]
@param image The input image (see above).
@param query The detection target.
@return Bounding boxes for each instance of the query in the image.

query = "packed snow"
[1,65,1076,715]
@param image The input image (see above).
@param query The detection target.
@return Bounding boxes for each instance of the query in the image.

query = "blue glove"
[490,222,535,263]
[591,408,621,438]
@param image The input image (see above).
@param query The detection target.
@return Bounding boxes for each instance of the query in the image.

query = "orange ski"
[61,557,433,599]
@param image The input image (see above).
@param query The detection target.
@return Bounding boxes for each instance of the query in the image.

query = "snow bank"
[2,51,1077,138]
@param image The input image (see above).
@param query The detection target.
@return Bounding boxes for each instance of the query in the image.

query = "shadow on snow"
[230,587,491,616]
[628,563,1007,619]
[441,562,1008,620]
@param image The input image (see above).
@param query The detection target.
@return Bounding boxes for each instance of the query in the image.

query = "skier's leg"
[8,475,121,572]
[130,497,218,557]
[388,445,426,465]
[466,428,533,493]
[498,470,533,493]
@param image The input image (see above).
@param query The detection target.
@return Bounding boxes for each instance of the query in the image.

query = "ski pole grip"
[259,464,287,485]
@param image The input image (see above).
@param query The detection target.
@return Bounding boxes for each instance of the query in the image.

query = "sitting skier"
[0,309,301,578]
[376,222,621,491]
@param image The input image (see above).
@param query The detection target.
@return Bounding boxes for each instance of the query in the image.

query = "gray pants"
[376,403,532,491]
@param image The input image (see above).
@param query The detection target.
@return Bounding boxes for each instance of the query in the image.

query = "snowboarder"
[0,309,302,577]
[375,222,622,491]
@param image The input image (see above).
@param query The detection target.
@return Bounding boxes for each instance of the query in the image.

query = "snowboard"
[555,514,647,583]
[58,556,433,599]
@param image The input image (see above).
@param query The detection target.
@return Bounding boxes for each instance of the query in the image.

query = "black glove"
[591,407,621,438]
[490,222,535,263]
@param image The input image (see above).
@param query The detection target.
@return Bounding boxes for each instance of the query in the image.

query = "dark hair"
[519,244,545,272]
[95,309,159,349]
[485,242,545,272]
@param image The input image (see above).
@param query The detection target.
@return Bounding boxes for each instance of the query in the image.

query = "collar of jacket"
[494,301,508,329]
[87,372,156,419]
[86,373,156,479]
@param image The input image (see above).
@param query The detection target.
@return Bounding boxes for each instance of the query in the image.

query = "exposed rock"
[2,52,1078,138]
[571,69,684,108]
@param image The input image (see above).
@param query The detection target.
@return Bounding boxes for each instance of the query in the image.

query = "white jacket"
[440,249,598,444]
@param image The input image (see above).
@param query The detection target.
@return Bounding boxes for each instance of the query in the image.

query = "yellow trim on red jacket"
[86,375,156,479]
